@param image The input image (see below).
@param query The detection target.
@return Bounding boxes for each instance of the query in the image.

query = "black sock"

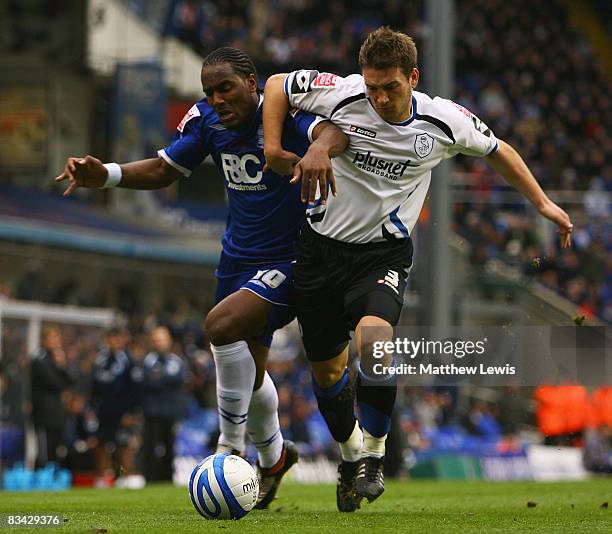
[312,368,357,443]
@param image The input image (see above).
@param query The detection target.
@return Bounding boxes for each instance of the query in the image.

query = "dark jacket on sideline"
[139,351,185,419]
[30,349,76,429]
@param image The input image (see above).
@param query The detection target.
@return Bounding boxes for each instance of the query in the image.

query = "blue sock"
[356,367,397,438]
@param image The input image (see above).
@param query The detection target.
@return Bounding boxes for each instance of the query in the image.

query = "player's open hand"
[55,155,107,196]
[538,199,573,248]
[263,148,301,177]
[291,144,337,204]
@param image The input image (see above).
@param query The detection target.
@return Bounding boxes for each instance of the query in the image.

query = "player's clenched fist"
[55,155,107,196]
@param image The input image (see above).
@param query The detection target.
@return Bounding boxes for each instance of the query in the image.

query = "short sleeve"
[435,98,499,158]
[158,104,211,177]
[289,109,327,142]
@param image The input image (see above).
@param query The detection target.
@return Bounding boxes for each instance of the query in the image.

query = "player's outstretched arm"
[486,140,573,248]
[263,73,296,175]
[292,121,348,204]
[55,155,183,197]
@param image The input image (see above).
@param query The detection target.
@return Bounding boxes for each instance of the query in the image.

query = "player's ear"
[410,68,419,89]
[246,73,258,93]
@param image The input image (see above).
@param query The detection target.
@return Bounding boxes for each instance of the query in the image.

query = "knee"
[358,319,393,369]
[312,362,345,388]
[205,308,242,346]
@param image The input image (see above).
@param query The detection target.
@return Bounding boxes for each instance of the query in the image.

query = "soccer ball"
[188,453,259,520]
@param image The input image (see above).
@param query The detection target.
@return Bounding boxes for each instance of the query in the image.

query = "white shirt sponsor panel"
[285,70,498,243]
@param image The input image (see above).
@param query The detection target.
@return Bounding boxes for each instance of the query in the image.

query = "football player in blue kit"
[56,47,348,508]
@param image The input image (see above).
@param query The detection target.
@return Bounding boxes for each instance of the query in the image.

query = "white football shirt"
[284,70,499,243]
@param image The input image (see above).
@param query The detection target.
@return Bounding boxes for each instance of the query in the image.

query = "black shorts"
[294,224,413,362]
[97,414,130,447]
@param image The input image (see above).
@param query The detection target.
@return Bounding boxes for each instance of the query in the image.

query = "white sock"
[362,428,387,458]
[339,421,363,462]
[247,372,284,468]
[212,341,256,452]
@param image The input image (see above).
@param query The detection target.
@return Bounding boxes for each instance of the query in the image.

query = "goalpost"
[0,299,115,359]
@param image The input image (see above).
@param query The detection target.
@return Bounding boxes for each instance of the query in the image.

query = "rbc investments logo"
[220,153,267,191]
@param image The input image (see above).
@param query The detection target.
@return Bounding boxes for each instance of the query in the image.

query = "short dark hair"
[106,327,123,336]
[202,47,258,79]
[358,27,417,77]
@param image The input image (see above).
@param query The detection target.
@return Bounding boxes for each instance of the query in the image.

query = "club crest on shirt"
[414,133,434,158]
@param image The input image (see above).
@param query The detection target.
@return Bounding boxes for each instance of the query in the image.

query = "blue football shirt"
[159,95,323,263]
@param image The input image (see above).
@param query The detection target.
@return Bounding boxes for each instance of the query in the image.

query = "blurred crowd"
[3,309,610,482]
[1,323,204,487]
[163,0,422,75]
[452,0,611,322]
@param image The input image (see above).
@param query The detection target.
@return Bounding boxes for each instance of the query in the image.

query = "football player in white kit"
[262,27,573,511]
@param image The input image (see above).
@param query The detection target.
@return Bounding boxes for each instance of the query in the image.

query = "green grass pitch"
[1,479,609,533]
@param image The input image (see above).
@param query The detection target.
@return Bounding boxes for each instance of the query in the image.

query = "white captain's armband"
[290,70,320,94]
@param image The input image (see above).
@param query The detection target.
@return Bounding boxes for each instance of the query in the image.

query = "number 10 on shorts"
[251,269,287,289]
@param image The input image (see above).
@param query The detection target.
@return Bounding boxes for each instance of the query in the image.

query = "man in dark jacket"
[90,328,137,485]
[140,325,186,482]
[31,327,76,467]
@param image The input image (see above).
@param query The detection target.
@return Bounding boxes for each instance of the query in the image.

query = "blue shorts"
[214,253,296,347]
